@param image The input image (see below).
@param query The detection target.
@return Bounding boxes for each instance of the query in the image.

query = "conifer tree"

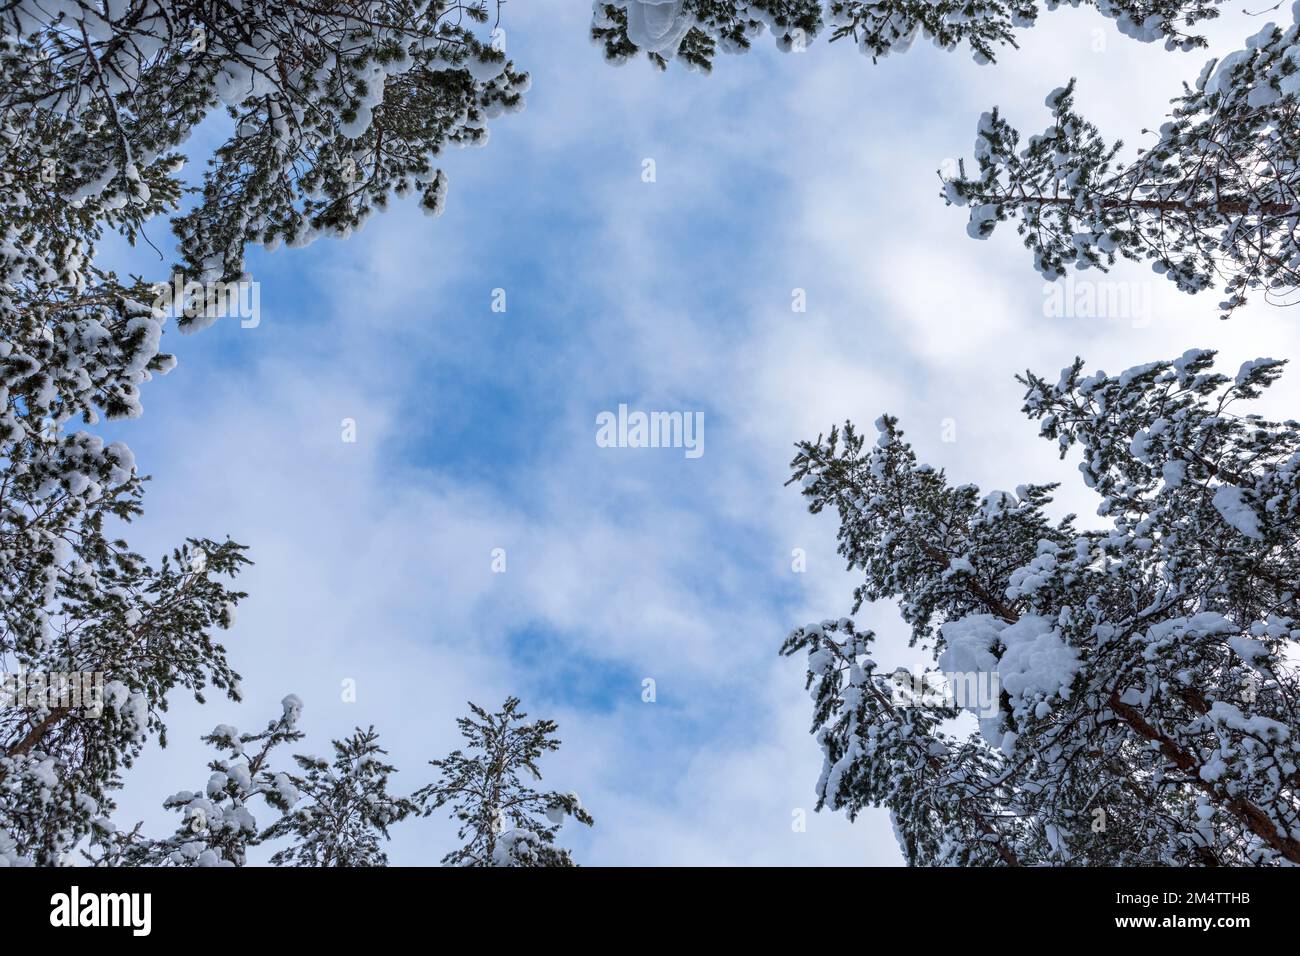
[1,1,525,865]
[783,349,1300,864]
[3,1,527,290]
[1,538,249,867]
[945,6,1300,317]
[262,726,416,867]
[593,3,1300,320]
[591,0,1220,72]
[416,697,594,866]
[90,695,305,867]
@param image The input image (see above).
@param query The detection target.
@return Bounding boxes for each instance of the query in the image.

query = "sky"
[91,2,1300,865]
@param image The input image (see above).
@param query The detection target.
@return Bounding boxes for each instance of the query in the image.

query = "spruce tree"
[262,726,416,867]
[416,698,594,866]
[945,6,1300,317]
[784,349,1300,864]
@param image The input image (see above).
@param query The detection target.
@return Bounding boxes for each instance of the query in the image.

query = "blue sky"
[92,3,1300,865]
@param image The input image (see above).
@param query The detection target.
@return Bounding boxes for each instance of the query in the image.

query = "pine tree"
[1,538,249,867]
[416,698,594,866]
[783,349,1300,864]
[3,1,528,290]
[591,0,1220,72]
[945,7,1300,317]
[1,2,524,866]
[90,695,305,867]
[262,726,416,867]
